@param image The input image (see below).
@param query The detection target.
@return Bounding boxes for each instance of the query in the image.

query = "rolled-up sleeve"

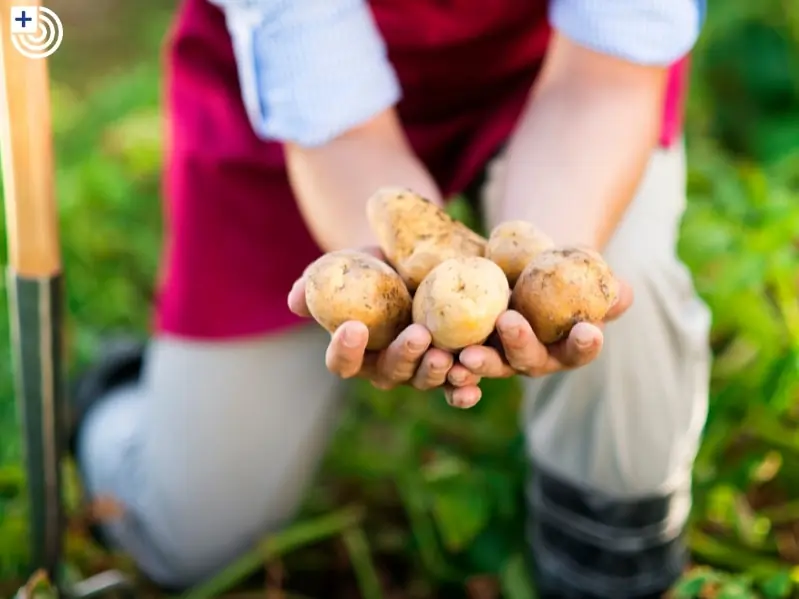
[549,0,707,66]
[208,0,401,147]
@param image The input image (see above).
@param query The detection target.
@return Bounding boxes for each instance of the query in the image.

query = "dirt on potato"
[366,187,487,290]
[304,250,412,350]
[486,220,554,286]
[412,256,510,351]
[511,247,618,344]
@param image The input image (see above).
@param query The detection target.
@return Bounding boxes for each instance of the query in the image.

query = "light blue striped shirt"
[209,0,706,147]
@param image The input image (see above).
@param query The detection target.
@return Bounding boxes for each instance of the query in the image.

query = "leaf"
[396,474,464,581]
[464,525,516,575]
[445,195,484,235]
[428,475,491,552]
[341,527,384,599]
[181,507,363,599]
[761,347,799,413]
[760,571,793,599]
[671,568,725,598]
[717,579,757,599]
[498,554,537,599]
[713,253,769,296]
[0,465,24,499]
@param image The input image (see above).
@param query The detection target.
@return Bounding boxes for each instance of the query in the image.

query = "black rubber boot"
[527,467,688,599]
[68,337,147,454]
[68,337,147,548]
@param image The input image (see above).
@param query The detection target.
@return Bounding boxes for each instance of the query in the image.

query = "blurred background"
[2,0,799,597]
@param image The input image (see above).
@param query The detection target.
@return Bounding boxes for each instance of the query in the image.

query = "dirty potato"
[511,247,618,345]
[486,220,554,286]
[366,187,487,291]
[304,250,412,351]
[413,256,510,351]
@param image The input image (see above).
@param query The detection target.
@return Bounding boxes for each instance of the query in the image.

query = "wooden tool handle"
[0,0,61,277]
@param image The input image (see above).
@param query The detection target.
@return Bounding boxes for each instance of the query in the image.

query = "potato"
[413,256,510,351]
[511,247,618,344]
[486,220,554,286]
[304,250,412,350]
[366,187,487,291]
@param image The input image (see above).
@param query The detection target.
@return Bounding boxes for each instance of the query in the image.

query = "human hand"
[287,248,483,406]
[456,280,634,380]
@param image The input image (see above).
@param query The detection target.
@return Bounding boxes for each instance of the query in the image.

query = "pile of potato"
[304,188,619,353]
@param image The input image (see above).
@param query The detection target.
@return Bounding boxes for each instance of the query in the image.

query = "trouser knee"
[523,254,711,495]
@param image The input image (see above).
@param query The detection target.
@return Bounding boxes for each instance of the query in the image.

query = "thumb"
[604,279,634,322]
[358,245,386,261]
[287,276,311,317]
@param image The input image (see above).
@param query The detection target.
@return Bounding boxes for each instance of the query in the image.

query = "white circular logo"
[10,6,63,59]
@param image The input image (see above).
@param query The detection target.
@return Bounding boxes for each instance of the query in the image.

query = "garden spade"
[0,1,132,596]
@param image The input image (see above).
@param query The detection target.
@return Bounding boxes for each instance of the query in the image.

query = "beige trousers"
[78,143,711,590]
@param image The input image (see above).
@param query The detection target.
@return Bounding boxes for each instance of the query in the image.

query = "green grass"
[4,0,799,597]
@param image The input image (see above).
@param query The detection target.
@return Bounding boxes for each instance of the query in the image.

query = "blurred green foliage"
[2,0,799,597]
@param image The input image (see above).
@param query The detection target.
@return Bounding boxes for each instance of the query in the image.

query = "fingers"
[372,324,432,388]
[444,385,482,409]
[546,322,604,369]
[410,348,454,390]
[288,277,311,317]
[488,277,623,373]
[316,256,620,384]
[315,261,625,386]
[377,334,484,392]
[458,345,515,379]
[605,280,634,322]
[459,311,604,378]
[460,311,551,378]
[494,311,550,374]
[358,245,386,260]
[325,321,369,378]
[325,322,463,392]
[446,364,482,388]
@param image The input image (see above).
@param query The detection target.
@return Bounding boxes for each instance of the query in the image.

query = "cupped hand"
[457,280,634,379]
[287,252,483,407]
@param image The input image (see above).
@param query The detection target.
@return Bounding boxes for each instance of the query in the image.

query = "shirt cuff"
[549,0,705,66]
[216,0,401,147]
